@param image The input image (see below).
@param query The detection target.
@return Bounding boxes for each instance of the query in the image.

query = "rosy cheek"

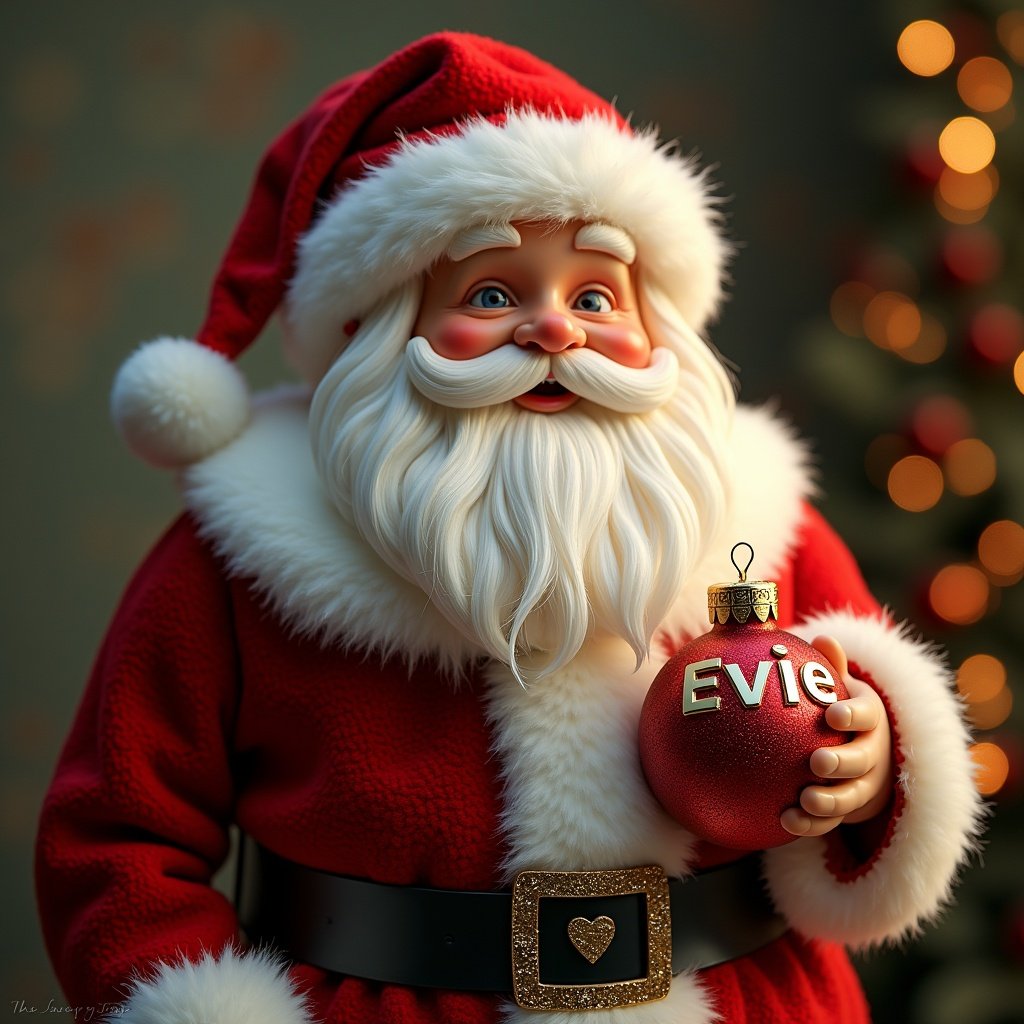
[589,323,652,368]
[427,318,504,360]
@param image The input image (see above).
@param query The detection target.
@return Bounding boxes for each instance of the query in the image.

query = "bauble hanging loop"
[707,542,780,626]
[730,541,754,582]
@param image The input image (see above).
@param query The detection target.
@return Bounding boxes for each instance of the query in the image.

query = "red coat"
[36,400,981,1024]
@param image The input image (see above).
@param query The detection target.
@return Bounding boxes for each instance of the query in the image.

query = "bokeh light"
[957,653,1007,703]
[968,686,1014,730]
[934,194,988,225]
[863,291,921,350]
[897,312,947,364]
[829,281,874,337]
[944,438,997,495]
[937,165,998,211]
[970,741,1010,795]
[969,303,1024,365]
[942,226,1002,284]
[909,395,971,456]
[978,520,1024,580]
[898,20,956,76]
[888,455,944,511]
[1015,351,1024,394]
[938,117,996,173]
[957,56,1013,111]
[929,564,989,624]
[998,10,1024,65]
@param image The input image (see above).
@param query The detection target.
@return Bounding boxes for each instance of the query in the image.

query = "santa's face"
[310,218,734,678]
[414,222,652,413]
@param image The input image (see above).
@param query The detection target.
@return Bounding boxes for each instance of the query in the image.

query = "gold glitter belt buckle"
[510,865,672,1011]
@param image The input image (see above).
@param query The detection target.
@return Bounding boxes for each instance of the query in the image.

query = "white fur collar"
[182,390,812,668]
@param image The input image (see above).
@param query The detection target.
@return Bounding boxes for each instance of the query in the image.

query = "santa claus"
[35,32,982,1024]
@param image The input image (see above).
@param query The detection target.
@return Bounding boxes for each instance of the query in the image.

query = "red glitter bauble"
[638,554,848,851]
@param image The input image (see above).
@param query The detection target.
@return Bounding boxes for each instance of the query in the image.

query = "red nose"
[514,313,586,352]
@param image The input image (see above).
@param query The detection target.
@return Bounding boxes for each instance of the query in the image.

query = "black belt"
[237,837,787,1011]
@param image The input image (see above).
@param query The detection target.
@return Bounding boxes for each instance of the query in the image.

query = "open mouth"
[514,374,579,412]
[526,379,570,398]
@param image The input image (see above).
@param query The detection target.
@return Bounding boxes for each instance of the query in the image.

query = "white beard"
[309,278,734,680]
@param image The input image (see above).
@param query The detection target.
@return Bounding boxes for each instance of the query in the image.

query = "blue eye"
[574,290,612,313]
[468,286,512,309]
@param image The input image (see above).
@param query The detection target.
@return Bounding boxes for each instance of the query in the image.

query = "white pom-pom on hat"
[111,337,250,468]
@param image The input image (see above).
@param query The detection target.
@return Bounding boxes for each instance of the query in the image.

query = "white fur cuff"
[107,947,314,1024]
[763,610,985,949]
[111,337,250,468]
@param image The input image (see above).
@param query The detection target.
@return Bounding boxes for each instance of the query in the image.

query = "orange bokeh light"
[897,312,947,364]
[957,653,1007,703]
[898,20,956,76]
[944,438,997,496]
[958,56,1013,112]
[939,117,996,173]
[978,520,1024,577]
[970,741,1010,796]
[1015,351,1024,395]
[937,165,998,210]
[929,564,989,624]
[968,686,1014,730]
[887,455,943,511]
[934,196,988,225]
[863,291,921,350]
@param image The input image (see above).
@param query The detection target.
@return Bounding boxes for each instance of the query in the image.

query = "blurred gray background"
[0,0,955,1010]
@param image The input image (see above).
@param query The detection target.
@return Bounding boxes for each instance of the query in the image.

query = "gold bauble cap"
[707,542,780,625]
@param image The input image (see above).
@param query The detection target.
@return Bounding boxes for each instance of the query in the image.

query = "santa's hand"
[780,635,894,838]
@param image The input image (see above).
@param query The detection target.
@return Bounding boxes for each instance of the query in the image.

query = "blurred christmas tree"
[798,4,1024,1022]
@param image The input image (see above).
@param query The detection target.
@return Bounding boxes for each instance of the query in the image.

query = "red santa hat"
[112,32,728,468]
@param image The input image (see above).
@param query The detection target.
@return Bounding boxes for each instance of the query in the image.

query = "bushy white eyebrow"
[574,222,636,265]
[447,223,522,262]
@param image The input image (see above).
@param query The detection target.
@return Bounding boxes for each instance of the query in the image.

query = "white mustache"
[405,336,680,414]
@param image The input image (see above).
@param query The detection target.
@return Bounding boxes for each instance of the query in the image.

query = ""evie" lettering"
[682,645,838,715]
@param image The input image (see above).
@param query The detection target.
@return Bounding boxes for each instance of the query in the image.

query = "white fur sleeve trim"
[107,947,314,1024]
[762,610,985,949]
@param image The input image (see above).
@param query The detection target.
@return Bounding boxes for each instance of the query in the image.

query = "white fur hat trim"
[286,109,728,383]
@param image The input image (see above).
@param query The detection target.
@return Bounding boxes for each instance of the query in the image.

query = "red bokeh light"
[941,226,1003,285]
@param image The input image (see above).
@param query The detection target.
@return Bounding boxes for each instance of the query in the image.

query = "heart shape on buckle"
[567,915,616,964]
